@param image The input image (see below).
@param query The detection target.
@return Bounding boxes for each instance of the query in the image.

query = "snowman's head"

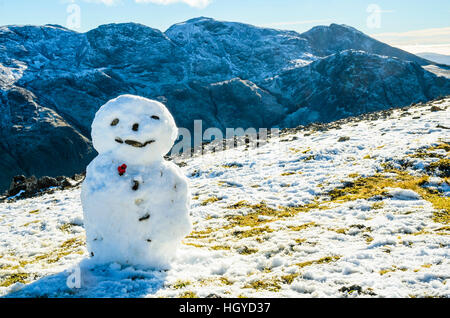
[91,95,178,164]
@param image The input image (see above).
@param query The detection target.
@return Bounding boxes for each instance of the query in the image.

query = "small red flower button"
[118,164,127,176]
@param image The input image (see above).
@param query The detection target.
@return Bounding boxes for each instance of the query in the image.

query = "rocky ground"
[0,98,448,298]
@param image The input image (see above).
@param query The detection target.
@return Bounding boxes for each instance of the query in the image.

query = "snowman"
[81,95,191,269]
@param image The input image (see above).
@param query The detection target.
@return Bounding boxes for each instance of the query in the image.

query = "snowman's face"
[91,95,178,164]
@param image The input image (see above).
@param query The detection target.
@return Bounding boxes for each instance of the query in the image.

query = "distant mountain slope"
[263,50,450,125]
[0,18,449,191]
[417,52,450,66]
[301,23,432,65]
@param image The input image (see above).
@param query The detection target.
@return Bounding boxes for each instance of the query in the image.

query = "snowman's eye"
[151,115,160,120]
[111,118,119,126]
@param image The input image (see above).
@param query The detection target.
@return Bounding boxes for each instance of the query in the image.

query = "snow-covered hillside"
[0,98,449,298]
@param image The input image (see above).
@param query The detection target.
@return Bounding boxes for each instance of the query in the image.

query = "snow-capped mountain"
[1,17,450,191]
[0,98,448,298]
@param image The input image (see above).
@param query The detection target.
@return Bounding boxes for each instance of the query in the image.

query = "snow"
[387,188,421,201]
[0,98,449,298]
[90,95,179,164]
[81,95,191,269]
[423,65,450,79]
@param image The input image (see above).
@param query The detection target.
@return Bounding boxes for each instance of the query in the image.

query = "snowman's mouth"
[115,138,155,148]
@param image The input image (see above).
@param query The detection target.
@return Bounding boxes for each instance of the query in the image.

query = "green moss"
[186,228,214,239]
[327,170,449,224]
[288,222,317,231]
[222,163,242,169]
[180,291,197,298]
[329,228,348,234]
[226,202,288,227]
[183,242,204,248]
[210,245,231,251]
[372,202,384,210]
[428,142,450,152]
[200,196,221,206]
[172,280,191,289]
[379,265,407,275]
[290,148,311,154]
[233,226,273,239]
[363,234,374,244]
[237,246,259,255]
[244,279,281,292]
[296,256,341,269]
[224,201,328,233]
[0,273,30,287]
[59,223,77,233]
[409,152,444,159]
[23,220,40,227]
[427,159,450,178]
[220,277,233,286]
[60,238,83,250]
[407,142,449,176]
[17,237,85,267]
[280,273,299,285]
[218,181,240,188]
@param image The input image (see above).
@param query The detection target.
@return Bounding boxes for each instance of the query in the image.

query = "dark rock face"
[0,86,95,192]
[4,173,83,200]
[1,18,450,192]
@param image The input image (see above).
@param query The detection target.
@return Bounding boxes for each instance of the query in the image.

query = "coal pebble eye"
[132,123,139,131]
[151,115,160,120]
[111,118,119,126]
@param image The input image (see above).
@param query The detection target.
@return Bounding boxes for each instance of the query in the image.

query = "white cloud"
[371,27,450,55]
[396,43,450,55]
[372,26,450,38]
[135,0,211,9]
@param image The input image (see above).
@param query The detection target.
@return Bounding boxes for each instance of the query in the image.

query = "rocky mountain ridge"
[1,17,450,191]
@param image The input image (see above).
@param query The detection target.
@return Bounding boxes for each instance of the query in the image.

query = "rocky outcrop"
[0,86,95,191]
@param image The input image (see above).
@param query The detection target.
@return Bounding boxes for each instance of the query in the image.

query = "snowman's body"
[81,95,191,269]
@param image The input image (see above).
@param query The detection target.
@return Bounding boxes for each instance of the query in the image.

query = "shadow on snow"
[3,259,168,298]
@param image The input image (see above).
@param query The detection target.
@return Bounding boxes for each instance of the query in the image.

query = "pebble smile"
[115,137,155,148]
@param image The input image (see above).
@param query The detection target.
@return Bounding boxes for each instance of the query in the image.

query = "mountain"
[302,23,432,65]
[1,17,450,191]
[263,50,449,125]
[417,52,450,66]
[1,99,449,298]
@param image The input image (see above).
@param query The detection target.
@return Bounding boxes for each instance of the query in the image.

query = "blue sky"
[1,0,449,54]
